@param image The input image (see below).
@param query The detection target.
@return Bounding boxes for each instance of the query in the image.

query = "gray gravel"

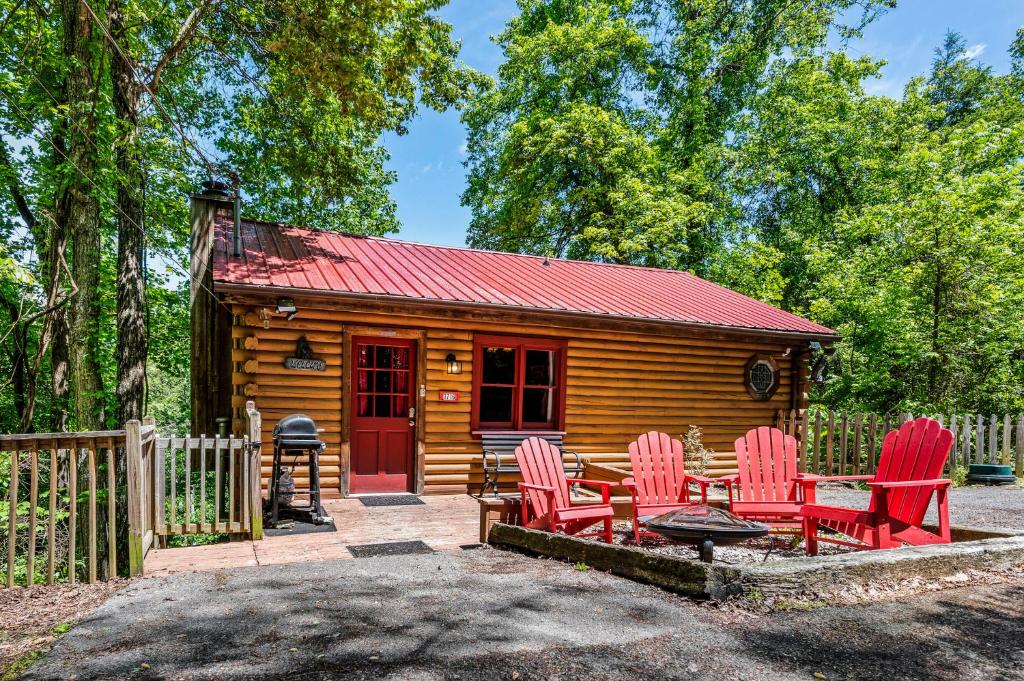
[23,546,1024,681]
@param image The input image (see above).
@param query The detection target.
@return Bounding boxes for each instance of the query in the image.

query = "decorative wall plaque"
[284,336,326,371]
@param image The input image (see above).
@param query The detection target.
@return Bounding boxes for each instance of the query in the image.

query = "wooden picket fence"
[776,409,1024,478]
[154,403,263,538]
[0,404,263,588]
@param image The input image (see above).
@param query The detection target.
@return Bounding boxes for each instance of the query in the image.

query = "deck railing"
[0,402,263,588]
[776,409,1024,478]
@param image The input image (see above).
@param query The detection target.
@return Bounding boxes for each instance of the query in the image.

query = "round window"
[745,355,779,400]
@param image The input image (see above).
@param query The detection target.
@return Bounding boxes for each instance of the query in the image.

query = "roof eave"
[214,281,839,342]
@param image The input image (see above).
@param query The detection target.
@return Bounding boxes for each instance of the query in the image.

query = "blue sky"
[386,0,1024,247]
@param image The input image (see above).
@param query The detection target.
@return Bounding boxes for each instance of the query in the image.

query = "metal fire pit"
[643,505,770,563]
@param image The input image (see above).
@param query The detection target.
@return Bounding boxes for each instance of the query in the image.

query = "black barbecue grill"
[266,414,327,526]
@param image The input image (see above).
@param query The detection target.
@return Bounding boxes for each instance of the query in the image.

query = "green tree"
[463,0,700,266]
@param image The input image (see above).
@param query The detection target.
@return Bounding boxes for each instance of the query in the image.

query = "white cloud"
[960,43,986,60]
[457,141,468,156]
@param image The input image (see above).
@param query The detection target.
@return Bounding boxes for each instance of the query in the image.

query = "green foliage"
[0,0,480,435]
[468,3,1024,415]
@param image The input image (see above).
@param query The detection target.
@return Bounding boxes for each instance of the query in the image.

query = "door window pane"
[375,371,392,393]
[393,347,409,369]
[522,388,553,424]
[375,345,392,368]
[357,395,372,417]
[394,371,408,393]
[479,386,514,424]
[357,345,371,368]
[375,395,391,417]
[393,395,409,416]
[482,347,516,385]
[524,350,554,386]
[358,370,371,392]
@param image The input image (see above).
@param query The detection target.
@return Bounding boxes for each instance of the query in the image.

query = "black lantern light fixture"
[445,352,463,375]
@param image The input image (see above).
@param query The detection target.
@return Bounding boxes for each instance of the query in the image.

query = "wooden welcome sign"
[284,336,326,371]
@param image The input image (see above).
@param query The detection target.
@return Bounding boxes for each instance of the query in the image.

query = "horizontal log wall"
[228,300,803,496]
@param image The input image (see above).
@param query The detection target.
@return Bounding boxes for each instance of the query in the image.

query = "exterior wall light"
[445,353,463,375]
[275,297,298,320]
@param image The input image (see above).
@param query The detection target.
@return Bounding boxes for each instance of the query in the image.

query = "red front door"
[350,337,416,494]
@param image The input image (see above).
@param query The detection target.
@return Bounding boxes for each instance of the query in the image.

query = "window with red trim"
[472,335,567,431]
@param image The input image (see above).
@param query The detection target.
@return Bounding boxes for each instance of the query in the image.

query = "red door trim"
[349,336,417,494]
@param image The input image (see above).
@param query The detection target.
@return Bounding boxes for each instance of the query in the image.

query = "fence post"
[125,420,145,577]
[245,401,264,540]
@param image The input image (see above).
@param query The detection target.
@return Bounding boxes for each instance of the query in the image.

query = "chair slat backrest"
[515,437,571,519]
[734,427,799,502]
[872,417,953,526]
[628,432,687,506]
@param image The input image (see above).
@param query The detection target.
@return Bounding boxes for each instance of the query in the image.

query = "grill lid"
[273,414,323,449]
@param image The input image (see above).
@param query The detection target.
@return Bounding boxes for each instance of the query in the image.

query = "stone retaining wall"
[487,523,1024,601]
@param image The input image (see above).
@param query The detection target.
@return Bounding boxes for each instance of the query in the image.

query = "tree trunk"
[60,0,106,431]
[110,0,147,427]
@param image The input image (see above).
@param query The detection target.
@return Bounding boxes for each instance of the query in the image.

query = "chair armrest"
[798,474,874,483]
[518,482,556,493]
[685,474,716,486]
[483,449,500,469]
[717,474,738,486]
[565,478,612,503]
[621,477,636,488]
[867,479,953,490]
[564,478,613,490]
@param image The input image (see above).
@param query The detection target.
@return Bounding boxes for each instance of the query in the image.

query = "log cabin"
[189,184,837,498]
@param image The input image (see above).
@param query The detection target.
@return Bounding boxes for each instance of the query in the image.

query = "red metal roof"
[212,217,835,336]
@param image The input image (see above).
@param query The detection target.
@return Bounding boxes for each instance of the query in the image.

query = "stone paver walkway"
[143,494,480,577]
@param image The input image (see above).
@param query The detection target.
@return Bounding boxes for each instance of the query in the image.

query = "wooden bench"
[478,432,583,497]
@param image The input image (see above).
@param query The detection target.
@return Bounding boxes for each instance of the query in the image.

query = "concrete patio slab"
[143,494,480,577]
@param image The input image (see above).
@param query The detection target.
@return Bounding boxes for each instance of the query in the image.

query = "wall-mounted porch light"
[445,353,463,375]
[276,297,298,321]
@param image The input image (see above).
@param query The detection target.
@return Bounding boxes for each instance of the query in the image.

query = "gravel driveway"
[23,546,1024,681]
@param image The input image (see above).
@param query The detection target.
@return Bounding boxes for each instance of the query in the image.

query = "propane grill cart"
[266,414,328,526]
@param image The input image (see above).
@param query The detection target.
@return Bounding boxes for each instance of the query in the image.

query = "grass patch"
[2,649,44,681]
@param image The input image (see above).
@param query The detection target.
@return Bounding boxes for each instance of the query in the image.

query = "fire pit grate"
[359,495,425,507]
[347,540,434,558]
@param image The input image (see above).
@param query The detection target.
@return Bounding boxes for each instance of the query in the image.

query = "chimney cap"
[195,179,232,200]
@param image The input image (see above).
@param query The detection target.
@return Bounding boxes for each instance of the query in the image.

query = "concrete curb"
[487,522,1024,601]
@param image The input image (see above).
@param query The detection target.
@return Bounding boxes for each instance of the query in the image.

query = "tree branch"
[0,141,38,231]
[148,0,211,92]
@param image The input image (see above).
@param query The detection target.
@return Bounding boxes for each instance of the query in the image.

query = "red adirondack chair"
[800,417,954,555]
[622,431,715,543]
[515,437,615,543]
[719,427,804,533]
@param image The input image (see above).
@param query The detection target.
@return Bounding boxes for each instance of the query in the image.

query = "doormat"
[359,495,425,507]
[347,540,434,558]
[264,515,337,538]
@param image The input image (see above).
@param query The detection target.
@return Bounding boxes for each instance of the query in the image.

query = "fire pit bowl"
[642,505,770,563]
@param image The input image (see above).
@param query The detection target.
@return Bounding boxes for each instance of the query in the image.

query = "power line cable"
[0,83,233,315]
[79,0,223,179]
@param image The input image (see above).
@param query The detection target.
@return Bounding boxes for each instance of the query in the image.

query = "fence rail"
[1,403,263,588]
[0,424,155,587]
[776,409,1024,478]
